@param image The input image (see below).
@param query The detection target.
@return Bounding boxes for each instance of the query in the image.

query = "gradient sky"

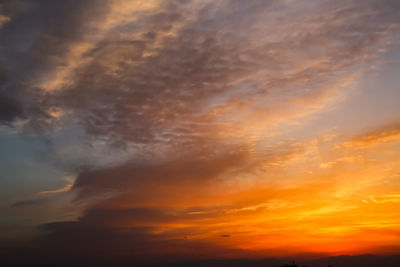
[1,0,400,263]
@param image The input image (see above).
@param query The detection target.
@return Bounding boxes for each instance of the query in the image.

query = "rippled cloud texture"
[1,0,400,264]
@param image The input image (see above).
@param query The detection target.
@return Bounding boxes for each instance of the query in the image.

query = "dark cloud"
[10,198,47,208]
[80,207,181,227]
[1,0,398,141]
[42,0,398,150]
[0,0,110,69]
[0,92,24,124]
[73,148,249,201]
[0,218,245,266]
[0,0,111,126]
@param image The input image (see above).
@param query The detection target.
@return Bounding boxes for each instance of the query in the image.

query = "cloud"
[1,0,397,141]
[370,194,400,204]
[17,217,246,265]
[53,0,394,149]
[72,147,250,202]
[341,122,400,148]
[37,177,74,195]
[0,15,10,29]
[10,198,47,208]
[0,92,24,124]
[0,0,111,128]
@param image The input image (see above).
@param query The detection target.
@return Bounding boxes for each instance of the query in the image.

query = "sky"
[0,0,400,264]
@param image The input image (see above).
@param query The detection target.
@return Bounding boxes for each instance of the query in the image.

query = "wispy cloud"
[37,177,74,195]
[341,123,400,148]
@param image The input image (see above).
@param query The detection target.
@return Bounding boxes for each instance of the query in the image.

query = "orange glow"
[85,124,400,257]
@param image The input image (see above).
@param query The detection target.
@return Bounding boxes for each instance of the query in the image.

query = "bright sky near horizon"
[0,0,400,262]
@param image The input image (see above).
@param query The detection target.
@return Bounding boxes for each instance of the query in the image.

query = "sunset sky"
[1,0,400,264]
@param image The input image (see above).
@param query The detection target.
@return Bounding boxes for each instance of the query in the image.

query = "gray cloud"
[10,198,47,208]
[0,92,24,124]
[0,0,111,127]
[1,0,398,143]
[73,147,250,201]
[44,0,398,150]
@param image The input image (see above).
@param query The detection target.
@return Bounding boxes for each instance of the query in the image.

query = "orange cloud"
[341,123,400,148]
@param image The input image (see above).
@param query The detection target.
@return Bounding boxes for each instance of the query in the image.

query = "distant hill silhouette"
[1,253,400,266]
